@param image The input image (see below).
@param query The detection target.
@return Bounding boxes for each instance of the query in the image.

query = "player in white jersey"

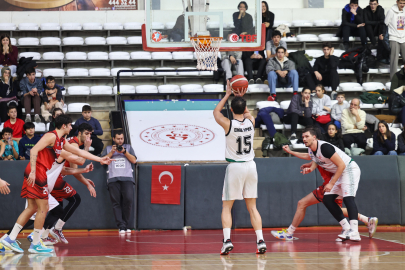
[283,126,362,241]
[213,81,266,255]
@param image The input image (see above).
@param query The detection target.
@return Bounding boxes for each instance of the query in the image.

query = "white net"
[191,37,222,71]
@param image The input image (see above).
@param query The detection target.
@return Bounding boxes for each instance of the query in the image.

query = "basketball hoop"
[190,36,223,71]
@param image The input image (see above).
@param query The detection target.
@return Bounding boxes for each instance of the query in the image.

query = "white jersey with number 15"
[225,119,255,162]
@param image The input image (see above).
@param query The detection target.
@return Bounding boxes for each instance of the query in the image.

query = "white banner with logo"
[127,110,226,162]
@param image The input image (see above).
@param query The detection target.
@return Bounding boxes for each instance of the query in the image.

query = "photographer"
[101,130,137,234]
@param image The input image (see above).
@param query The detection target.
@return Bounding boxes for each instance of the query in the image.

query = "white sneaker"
[368,217,378,238]
[338,229,361,241]
[119,229,125,234]
[256,240,267,254]
[220,239,234,255]
[126,229,131,233]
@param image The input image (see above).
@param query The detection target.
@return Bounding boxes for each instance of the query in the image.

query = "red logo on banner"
[152,31,163,42]
[151,165,181,205]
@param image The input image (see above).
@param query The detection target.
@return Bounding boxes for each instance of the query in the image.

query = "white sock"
[9,223,23,241]
[287,225,296,235]
[42,229,50,239]
[358,214,368,225]
[339,219,350,231]
[350,220,359,233]
[39,228,45,239]
[255,230,264,242]
[33,228,41,245]
[223,228,231,241]
[55,219,65,231]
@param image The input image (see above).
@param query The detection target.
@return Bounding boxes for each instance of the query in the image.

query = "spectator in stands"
[18,122,40,160]
[3,105,24,142]
[266,47,298,101]
[255,105,285,142]
[41,76,64,122]
[373,120,397,155]
[364,0,385,46]
[242,50,266,84]
[390,66,405,91]
[324,123,345,151]
[341,98,367,150]
[1,127,18,160]
[284,88,313,140]
[233,1,255,36]
[101,130,137,234]
[0,35,18,75]
[337,0,368,51]
[331,93,350,129]
[262,1,275,42]
[20,67,43,123]
[313,43,340,97]
[48,108,63,132]
[170,7,191,42]
[74,105,104,156]
[312,85,332,133]
[221,51,244,81]
[397,130,405,155]
[385,0,405,79]
[0,67,18,123]
[265,30,288,61]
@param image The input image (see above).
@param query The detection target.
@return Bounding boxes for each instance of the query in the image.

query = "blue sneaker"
[0,243,5,253]
[1,236,24,253]
[271,229,294,241]
[27,233,33,242]
[28,243,53,254]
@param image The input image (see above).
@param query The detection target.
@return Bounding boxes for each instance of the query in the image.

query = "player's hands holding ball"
[229,75,248,97]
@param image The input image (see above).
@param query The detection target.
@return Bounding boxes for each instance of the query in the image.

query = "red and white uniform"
[21,130,65,200]
[313,166,343,207]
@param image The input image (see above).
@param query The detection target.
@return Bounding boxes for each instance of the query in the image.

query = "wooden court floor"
[1,227,405,269]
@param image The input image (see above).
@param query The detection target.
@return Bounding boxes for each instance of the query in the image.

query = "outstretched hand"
[282,145,292,154]
[99,156,114,165]
[0,179,10,195]
[84,163,94,173]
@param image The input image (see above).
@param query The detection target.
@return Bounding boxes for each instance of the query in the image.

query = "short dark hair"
[46,76,55,83]
[7,105,17,113]
[55,114,72,129]
[114,130,124,138]
[272,30,282,38]
[237,1,248,10]
[231,97,246,115]
[276,46,286,53]
[322,42,332,49]
[82,105,92,112]
[302,126,319,138]
[78,123,93,134]
[2,127,13,135]
[301,87,311,93]
[25,67,36,75]
[23,122,35,131]
[370,0,378,3]
[350,0,358,4]
[52,108,63,117]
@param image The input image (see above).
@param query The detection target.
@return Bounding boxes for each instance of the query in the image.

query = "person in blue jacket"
[373,120,397,155]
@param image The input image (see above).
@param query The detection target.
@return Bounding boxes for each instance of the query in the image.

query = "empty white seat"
[297,34,318,42]
[292,20,313,27]
[292,143,307,150]
[68,103,90,112]
[85,37,106,45]
[19,52,41,60]
[165,22,176,29]
[91,86,113,95]
[87,52,108,60]
[40,37,61,45]
[18,38,39,46]
[63,37,84,45]
[261,124,283,131]
[368,68,379,74]
[333,49,345,57]
[107,36,127,45]
[66,52,87,60]
[356,101,373,109]
[42,52,64,60]
[127,36,142,44]
[19,23,39,30]
[203,84,223,92]
[285,124,305,130]
[68,86,90,95]
[248,84,269,93]
[155,67,176,76]
[181,84,204,93]
[89,68,110,76]
[386,82,391,90]
[177,67,199,76]
[124,22,142,30]
[274,20,291,27]
[34,123,46,132]
[339,82,363,91]
[199,71,214,76]
[282,36,298,42]
[172,51,194,59]
[111,68,132,76]
[349,37,361,41]
[62,23,81,30]
[158,84,180,93]
[43,68,64,77]
[362,82,385,91]
[82,22,103,30]
[151,22,165,29]
[109,52,130,60]
[131,51,151,59]
[256,101,280,109]
[0,23,16,30]
[335,20,342,26]
[104,22,123,30]
[318,34,340,42]
[304,50,323,58]
[113,85,135,94]
[374,103,388,109]
[280,101,291,110]
[136,85,158,93]
[313,20,334,27]
[337,69,355,74]
[10,38,16,45]
[40,23,60,30]
[67,68,89,77]
[379,68,390,74]
[133,67,154,76]
[151,52,172,59]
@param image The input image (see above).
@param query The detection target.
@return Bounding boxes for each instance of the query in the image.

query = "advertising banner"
[0,0,137,11]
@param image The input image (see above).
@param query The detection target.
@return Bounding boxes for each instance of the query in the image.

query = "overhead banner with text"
[0,0,137,11]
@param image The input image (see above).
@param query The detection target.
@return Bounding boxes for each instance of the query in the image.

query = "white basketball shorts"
[324,161,361,198]
[222,160,258,201]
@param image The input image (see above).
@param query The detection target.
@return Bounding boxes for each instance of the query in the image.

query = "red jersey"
[4,118,25,138]
[313,166,343,207]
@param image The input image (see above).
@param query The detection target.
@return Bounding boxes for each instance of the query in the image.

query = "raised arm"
[213,80,232,132]
[63,141,112,165]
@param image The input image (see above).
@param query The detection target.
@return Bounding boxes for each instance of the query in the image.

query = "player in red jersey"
[1,114,112,254]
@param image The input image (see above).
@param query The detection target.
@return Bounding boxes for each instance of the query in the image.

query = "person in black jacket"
[337,0,367,51]
[397,130,405,155]
[262,1,274,42]
[233,1,255,36]
[364,0,385,46]
[313,42,340,94]
[373,121,397,155]
[242,50,267,84]
[324,123,345,151]
[0,67,18,123]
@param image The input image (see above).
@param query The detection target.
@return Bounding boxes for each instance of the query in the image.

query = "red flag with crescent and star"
[151,165,182,205]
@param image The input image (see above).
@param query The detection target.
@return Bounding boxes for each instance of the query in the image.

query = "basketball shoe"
[50,228,68,244]
[28,243,54,254]
[256,240,267,254]
[41,237,58,246]
[338,229,361,241]
[1,236,23,253]
[220,239,234,255]
[271,229,293,241]
[368,217,378,238]
[27,233,54,248]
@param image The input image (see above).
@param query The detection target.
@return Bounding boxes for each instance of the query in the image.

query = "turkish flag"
[151,165,182,205]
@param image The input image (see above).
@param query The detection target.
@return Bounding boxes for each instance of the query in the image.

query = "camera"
[116,144,123,151]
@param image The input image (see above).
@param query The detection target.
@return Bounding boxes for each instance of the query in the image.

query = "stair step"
[99,120,110,129]
[90,111,110,120]
[98,131,112,140]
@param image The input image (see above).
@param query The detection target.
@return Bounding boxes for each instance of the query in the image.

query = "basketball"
[230,75,248,93]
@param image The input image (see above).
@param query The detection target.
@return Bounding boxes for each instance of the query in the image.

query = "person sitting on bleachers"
[364,0,385,46]
[372,120,397,155]
[324,123,345,151]
[41,76,64,122]
[265,30,287,61]
[266,47,298,101]
[255,105,285,143]
[341,98,367,150]
[0,127,18,161]
[18,122,40,160]
[311,85,332,133]
[0,66,18,123]
[221,51,244,81]
[242,50,267,85]
[48,108,63,132]
[331,93,349,129]
[169,7,191,42]
[233,1,255,36]
[283,88,313,140]
[0,34,18,75]
[20,67,43,123]
[337,0,368,51]
[3,105,24,142]
[397,130,405,155]
[262,1,275,42]
[313,43,340,96]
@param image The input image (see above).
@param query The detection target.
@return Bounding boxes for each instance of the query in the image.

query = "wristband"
[123,149,127,154]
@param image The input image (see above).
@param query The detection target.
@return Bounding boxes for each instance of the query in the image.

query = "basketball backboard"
[142,0,265,52]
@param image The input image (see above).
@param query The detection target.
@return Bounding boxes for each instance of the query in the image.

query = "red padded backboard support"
[142,23,266,52]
